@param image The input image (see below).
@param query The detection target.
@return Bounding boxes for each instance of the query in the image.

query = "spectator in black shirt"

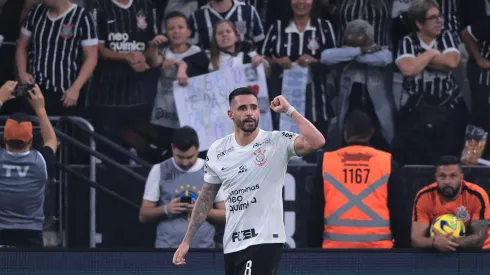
[92,0,166,163]
[393,0,467,165]
[461,18,490,158]
[189,0,265,50]
[16,0,98,115]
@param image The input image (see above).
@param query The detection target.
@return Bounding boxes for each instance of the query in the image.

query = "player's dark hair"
[437,155,462,169]
[172,126,199,151]
[343,109,373,141]
[228,87,257,105]
[164,11,189,29]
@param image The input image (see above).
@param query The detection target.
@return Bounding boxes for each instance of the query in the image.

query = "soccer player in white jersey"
[173,87,325,274]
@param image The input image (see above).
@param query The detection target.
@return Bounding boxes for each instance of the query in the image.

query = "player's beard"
[438,183,461,199]
[236,117,259,133]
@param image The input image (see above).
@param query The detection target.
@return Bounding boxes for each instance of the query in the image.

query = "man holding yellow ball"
[411,155,490,252]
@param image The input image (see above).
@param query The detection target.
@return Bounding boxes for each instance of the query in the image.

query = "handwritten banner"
[150,68,180,128]
[173,64,273,151]
[279,63,308,133]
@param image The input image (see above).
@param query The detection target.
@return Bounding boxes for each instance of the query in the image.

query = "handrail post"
[62,117,98,248]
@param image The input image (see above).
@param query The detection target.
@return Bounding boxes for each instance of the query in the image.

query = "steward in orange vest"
[321,110,399,248]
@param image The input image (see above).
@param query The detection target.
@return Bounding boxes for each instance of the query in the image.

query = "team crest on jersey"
[253,148,267,166]
[60,23,74,40]
[136,10,147,30]
[456,206,470,222]
[307,36,320,54]
[235,20,247,36]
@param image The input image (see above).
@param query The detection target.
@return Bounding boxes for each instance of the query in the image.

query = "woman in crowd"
[262,0,336,68]
[261,0,336,142]
[393,0,467,165]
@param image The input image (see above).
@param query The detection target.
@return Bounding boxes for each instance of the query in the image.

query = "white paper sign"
[150,69,180,128]
[173,64,273,151]
[279,63,308,133]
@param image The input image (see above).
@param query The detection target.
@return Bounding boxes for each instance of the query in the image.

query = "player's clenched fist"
[269,95,291,113]
[172,241,189,265]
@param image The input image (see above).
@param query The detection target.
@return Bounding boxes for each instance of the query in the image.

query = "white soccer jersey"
[204,129,298,254]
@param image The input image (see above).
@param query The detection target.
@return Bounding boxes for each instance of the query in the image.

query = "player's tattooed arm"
[456,220,488,248]
[182,183,221,243]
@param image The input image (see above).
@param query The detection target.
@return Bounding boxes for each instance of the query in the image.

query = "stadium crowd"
[0,0,486,166]
[0,0,490,253]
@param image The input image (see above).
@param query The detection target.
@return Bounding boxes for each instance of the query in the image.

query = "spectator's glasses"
[425,13,443,21]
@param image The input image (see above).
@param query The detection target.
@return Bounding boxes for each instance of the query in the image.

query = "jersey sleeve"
[260,22,278,57]
[467,19,490,42]
[142,165,161,202]
[203,148,223,184]
[277,131,299,159]
[147,4,159,37]
[412,192,430,223]
[395,35,416,64]
[471,188,490,220]
[21,4,41,37]
[322,19,337,50]
[214,187,226,202]
[250,5,265,42]
[440,30,459,55]
[92,1,107,44]
[79,10,99,47]
[188,11,200,46]
[38,146,56,179]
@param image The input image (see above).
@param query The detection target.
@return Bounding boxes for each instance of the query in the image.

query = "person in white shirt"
[172,87,325,275]
[139,126,226,248]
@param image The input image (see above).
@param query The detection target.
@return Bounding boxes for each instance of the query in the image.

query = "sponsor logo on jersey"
[217,147,234,160]
[339,152,374,163]
[232,228,258,242]
[253,138,271,148]
[253,148,267,166]
[108,32,146,52]
[281,132,294,139]
[228,184,259,214]
[238,165,247,174]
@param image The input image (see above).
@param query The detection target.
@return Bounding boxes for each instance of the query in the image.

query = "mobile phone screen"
[180,196,192,203]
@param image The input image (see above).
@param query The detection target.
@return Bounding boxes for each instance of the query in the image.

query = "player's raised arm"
[270,96,325,156]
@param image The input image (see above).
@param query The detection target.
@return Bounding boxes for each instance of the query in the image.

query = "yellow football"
[430,214,466,238]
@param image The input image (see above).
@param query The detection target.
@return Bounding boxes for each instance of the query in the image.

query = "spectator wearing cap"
[0,81,57,247]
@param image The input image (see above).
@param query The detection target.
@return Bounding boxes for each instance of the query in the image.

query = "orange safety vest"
[322,145,393,248]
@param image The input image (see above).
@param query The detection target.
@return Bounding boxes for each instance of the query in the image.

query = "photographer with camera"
[0,81,57,247]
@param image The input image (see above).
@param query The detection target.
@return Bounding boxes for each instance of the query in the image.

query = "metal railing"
[52,116,149,247]
[0,115,148,248]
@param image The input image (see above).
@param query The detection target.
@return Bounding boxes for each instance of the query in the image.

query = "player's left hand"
[270,95,290,113]
[61,86,80,107]
[173,241,190,265]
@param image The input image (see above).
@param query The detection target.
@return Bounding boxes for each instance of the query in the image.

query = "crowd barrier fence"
[0,249,489,274]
